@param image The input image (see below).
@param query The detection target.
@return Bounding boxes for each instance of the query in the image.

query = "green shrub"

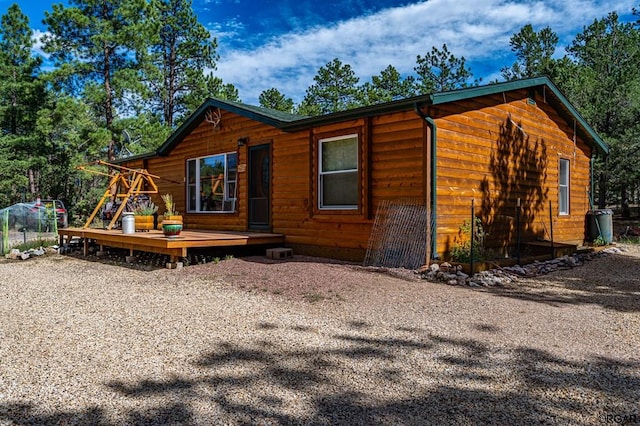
[618,235,640,245]
[133,200,158,216]
[450,217,487,263]
[593,235,607,247]
[11,238,58,252]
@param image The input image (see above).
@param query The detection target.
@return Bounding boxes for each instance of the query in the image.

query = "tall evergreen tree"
[359,65,417,105]
[42,0,147,160]
[565,12,640,212]
[259,88,294,112]
[0,3,46,202]
[501,24,560,80]
[140,0,219,127]
[415,44,475,93]
[35,96,110,211]
[297,58,361,115]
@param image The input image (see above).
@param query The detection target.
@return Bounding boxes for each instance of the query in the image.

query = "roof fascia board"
[428,77,549,105]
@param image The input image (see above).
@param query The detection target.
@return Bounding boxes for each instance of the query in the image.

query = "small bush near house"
[450,217,488,263]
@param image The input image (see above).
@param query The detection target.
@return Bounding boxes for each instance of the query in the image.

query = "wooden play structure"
[209,174,224,197]
[60,161,283,266]
[77,161,159,230]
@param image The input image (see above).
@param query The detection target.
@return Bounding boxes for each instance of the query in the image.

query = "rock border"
[419,247,626,287]
[4,246,59,260]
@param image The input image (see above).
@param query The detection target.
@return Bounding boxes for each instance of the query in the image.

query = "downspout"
[414,103,438,259]
[590,154,595,209]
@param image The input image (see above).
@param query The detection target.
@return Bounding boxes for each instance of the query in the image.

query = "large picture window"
[559,158,570,215]
[319,134,358,209]
[187,152,237,213]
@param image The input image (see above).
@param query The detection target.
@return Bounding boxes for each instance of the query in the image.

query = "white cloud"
[210,0,637,105]
[31,29,49,55]
[209,17,244,41]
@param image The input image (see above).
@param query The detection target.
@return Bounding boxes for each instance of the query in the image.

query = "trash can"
[586,209,613,244]
[122,212,135,234]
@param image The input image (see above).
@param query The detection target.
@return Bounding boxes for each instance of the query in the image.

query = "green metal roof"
[130,76,607,160]
[280,76,608,155]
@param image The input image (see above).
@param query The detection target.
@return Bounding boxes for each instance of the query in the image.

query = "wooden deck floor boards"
[58,228,285,261]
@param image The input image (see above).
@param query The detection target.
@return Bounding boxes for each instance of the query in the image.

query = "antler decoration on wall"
[204,107,222,131]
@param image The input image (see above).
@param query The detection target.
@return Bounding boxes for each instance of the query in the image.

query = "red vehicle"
[35,199,68,229]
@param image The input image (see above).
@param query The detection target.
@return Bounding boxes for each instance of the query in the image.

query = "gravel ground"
[1,245,639,425]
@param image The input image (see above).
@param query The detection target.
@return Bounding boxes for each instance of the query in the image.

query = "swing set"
[77,160,159,230]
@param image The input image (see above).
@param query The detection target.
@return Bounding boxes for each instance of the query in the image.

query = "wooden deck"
[58,228,285,262]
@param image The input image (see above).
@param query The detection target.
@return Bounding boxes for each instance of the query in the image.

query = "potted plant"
[160,194,182,220]
[133,200,157,231]
[160,194,183,237]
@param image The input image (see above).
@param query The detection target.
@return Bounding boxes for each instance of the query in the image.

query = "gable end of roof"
[429,77,608,155]
[155,98,305,156]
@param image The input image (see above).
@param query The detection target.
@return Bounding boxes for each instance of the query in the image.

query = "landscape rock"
[508,265,527,276]
[603,247,622,254]
[4,246,57,261]
[421,249,612,287]
[5,249,21,260]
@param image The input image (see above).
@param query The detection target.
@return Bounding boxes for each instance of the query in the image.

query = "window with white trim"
[187,152,237,213]
[559,158,570,215]
[318,134,358,209]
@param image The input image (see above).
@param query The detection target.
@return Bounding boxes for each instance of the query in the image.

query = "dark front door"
[248,144,271,230]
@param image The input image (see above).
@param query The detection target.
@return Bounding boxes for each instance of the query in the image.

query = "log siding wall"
[432,89,591,257]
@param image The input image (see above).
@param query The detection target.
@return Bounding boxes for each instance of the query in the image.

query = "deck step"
[266,247,293,260]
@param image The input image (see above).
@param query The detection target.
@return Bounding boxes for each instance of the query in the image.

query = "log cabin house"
[118,76,608,262]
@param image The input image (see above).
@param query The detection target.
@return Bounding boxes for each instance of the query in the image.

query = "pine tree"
[259,88,294,112]
[359,65,416,105]
[0,4,46,201]
[501,24,560,81]
[565,12,640,212]
[140,0,219,127]
[297,58,361,115]
[415,44,475,93]
[42,0,147,160]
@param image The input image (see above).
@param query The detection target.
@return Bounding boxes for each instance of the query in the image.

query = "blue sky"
[7,0,639,106]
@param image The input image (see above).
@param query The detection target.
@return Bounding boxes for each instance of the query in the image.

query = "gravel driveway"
[1,245,639,425]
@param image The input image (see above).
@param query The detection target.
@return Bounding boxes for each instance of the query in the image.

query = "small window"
[559,158,570,215]
[319,134,358,209]
[187,152,237,213]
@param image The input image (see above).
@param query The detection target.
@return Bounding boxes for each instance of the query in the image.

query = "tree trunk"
[621,185,630,218]
[104,48,114,161]
[102,4,115,161]
[28,169,36,194]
